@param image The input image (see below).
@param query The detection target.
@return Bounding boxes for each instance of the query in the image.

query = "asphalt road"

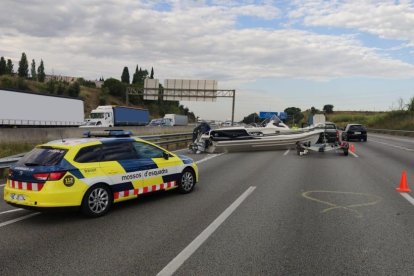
[1,133,414,275]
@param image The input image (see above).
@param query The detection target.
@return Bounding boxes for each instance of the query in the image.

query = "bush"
[67,82,80,97]
[102,78,125,98]
[1,75,14,89]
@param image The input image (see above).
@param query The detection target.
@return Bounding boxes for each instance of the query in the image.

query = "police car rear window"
[17,147,67,166]
[74,145,103,163]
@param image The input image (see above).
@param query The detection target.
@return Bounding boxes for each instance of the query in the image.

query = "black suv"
[317,122,339,143]
[342,124,367,142]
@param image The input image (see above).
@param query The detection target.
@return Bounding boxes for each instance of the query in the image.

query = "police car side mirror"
[163,152,169,160]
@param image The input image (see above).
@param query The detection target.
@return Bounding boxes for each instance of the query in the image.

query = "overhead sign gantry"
[127,79,236,125]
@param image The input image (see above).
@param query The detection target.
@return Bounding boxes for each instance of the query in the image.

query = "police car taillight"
[33,172,66,181]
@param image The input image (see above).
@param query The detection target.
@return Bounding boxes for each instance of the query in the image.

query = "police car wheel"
[81,184,113,217]
[178,169,195,194]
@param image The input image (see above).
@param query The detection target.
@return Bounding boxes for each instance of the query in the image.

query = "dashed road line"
[0,208,24,215]
[196,153,225,165]
[157,186,256,276]
[283,149,290,156]
[0,213,39,228]
[400,193,414,206]
[349,151,359,158]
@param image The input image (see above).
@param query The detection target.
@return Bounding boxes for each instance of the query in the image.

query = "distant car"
[4,130,198,217]
[342,124,367,142]
[316,122,339,143]
[147,118,173,127]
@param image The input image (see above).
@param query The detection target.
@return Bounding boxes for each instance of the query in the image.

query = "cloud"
[289,0,414,46]
[1,0,414,85]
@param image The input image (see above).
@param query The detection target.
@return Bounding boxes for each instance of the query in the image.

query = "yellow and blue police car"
[4,130,198,217]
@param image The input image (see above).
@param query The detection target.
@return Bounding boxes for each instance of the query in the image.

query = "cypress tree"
[0,57,6,75]
[31,59,37,80]
[121,66,130,84]
[6,59,14,74]
[150,67,154,79]
[37,59,45,82]
[18,52,29,78]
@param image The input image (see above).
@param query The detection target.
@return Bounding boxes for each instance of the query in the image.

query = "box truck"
[164,114,188,126]
[82,105,149,127]
[0,89,84,127]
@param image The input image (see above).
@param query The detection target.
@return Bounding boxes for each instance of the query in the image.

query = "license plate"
[354,132,361,134]
[10,193,26,201]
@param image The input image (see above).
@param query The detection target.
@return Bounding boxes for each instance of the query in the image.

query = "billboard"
[143,79,160,100]
[163,79,217,101]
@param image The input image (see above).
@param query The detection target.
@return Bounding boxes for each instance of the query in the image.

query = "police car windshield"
[17,147,67,166]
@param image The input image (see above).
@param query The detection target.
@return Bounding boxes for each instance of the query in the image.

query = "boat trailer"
[296,141,349,156]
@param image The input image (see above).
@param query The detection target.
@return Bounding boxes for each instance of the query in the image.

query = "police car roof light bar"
[83,130,133,138]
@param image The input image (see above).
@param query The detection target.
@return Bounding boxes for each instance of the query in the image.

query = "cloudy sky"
[2,0,414,120]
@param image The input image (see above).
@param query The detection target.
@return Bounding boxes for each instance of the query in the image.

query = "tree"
[30,59,37,80]
[323,104,334,114]
[121,66,130,84]
[242,113,260,125]
[67,82,80,97]
[150,67,154,79]
[102,78,126,98]
[310,106,319,114]
[0,57,6,75]
[132,65,149,85]
[6,59,13,74]
[284,107,304,124]
[132,65,139,84]
[18,52,29,78]
[407,96,414,112]
[37,59,45,82]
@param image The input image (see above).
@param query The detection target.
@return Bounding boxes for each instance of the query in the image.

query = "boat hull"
[206,130,323,153]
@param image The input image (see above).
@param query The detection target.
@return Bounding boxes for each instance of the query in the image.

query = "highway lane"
[0,133,413,275]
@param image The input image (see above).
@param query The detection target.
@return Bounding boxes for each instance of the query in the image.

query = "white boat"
[191,117,324,153]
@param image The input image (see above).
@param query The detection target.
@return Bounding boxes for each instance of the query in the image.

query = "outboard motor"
[192,122,211,142]
[190,122,211,153]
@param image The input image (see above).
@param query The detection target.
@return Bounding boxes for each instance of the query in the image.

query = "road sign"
[259,111,278,119]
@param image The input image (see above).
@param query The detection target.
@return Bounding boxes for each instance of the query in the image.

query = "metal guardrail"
[0,119,82,126]
[0,132,193,170]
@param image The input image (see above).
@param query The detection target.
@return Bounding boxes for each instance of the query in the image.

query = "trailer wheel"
[296,143,302,155]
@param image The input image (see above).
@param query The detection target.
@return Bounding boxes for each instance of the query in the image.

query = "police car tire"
[81,184,113,217]
[178,169,196,194]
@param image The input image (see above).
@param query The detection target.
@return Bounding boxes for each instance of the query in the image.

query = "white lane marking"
[157,186,256,276]
[370,139,414,152]
[400,193,414,206]
[283,149,290,156]
[369,134,414,144]
[0,213,39,228]
[0,208,24,215]
[0,184,5,187]
[196,153,225,165]
[349,151,359,158]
